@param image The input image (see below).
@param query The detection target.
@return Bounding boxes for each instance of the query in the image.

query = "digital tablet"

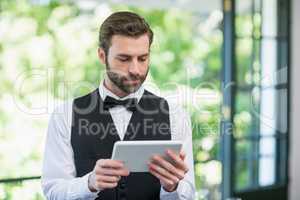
[111,140,183,172]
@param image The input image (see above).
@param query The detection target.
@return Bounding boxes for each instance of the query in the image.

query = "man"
[42,11,195,200]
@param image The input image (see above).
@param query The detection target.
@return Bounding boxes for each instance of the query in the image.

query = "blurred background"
[0,0,299,200]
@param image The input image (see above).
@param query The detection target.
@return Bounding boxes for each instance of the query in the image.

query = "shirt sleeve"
[41,101,98,200]
[160,102,196,200]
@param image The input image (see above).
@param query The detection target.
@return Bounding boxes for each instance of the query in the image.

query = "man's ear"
[97,48,106,65]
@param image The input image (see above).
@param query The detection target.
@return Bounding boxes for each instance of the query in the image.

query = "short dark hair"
[99,11,153,55]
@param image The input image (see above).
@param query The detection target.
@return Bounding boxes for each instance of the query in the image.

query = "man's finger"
[166,150,188,172]
[97,159,124,169]
[96,181,118,189]
[148,162,179,183]
[148,167,175,186]
[96,167,130,177]
[96,175,121,183]
[151,155,185,180]
[179,150,186,160]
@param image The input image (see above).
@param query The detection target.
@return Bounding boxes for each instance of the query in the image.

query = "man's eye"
[139,57,147,62]
[118,58,129,62]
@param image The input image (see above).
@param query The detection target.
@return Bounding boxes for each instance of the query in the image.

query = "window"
[221,0,290,199]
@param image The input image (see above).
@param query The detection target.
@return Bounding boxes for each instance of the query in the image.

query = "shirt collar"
[98,79,145,103]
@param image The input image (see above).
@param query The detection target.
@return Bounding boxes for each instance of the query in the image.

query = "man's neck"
[103,78,129,98]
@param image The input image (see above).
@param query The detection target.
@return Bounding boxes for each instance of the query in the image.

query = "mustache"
[121,75,141,81]
[107,71,141,80]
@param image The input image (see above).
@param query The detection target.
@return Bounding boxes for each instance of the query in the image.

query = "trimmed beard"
[105,59,148,94]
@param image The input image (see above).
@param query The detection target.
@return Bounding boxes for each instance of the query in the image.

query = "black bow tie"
[103,96,138,112]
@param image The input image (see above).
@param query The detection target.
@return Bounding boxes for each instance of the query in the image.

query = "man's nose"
[128,59,140,76]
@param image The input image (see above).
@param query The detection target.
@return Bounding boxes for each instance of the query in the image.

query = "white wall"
[289,0,300,199]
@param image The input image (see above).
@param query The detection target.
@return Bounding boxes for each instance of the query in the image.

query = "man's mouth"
[124,79,140,85]
[123,77,140,83]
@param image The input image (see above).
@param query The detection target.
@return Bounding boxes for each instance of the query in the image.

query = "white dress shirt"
[41,81,195,200]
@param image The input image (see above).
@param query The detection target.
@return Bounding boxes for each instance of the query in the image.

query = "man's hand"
[88,159,130,192]
[148,149,189,192]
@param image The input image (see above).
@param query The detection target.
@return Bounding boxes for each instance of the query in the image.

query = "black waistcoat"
[71,88,171,200]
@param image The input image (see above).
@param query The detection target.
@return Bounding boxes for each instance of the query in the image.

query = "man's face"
[99,34,150,94]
